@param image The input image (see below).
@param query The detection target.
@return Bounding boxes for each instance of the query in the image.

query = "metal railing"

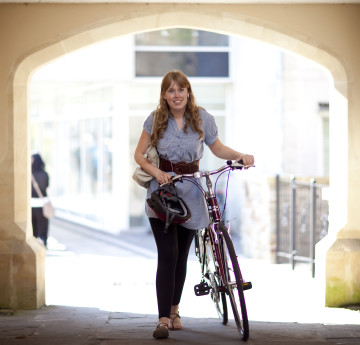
[275,175,329,277]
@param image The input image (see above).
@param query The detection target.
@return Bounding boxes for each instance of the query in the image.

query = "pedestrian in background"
[134,70,254,339]
[31,153,50,247]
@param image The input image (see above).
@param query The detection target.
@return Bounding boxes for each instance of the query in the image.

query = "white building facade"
[30,29,329,234]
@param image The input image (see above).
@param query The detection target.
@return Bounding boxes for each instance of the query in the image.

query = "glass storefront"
[30,82,120,232]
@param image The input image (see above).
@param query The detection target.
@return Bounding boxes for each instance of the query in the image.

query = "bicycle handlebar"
[161,160,255,186]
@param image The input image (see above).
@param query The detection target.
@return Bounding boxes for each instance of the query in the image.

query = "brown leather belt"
[159,158,199,174]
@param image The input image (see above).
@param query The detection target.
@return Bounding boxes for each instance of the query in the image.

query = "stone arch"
[15,4,348,233]
[16,8,347,94]
[9,5,350,309]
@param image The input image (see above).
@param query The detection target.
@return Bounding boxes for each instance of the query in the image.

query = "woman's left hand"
[236,154,255,167]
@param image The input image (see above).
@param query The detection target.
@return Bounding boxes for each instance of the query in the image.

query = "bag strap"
[150,112,157,148]
[147,113,158,158]
[31,174,44,198]
[151,112,156,135]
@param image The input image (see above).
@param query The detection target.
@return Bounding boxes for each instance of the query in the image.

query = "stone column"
[317,84,360,307]
[0,66,46,310]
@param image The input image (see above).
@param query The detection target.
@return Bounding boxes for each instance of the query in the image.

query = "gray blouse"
[144,108,218,230]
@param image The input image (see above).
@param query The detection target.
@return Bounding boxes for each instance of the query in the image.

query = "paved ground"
[1,306,360,345]
[1,218,360,344]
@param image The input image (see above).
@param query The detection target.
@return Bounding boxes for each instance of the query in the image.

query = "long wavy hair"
[151,70,203,147]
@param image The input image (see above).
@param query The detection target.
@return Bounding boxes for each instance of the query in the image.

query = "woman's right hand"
[155,171,172,185]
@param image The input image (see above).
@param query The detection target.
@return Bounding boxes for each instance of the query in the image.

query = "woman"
[134,70,254,339]
[31,153,50,247]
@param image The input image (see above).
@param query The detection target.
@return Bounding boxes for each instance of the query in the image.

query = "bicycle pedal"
[242,281,252,291]
[194,282,211,296]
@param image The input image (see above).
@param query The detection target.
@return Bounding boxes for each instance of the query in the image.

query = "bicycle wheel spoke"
[194,229,228,325]
[205,233,228,325]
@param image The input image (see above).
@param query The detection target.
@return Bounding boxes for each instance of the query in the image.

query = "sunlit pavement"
[44,227,360,326]
[1,223,360,344]
[45,250,360,325]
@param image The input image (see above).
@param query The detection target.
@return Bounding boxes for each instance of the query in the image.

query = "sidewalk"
[1,221,360,344]
[1,259,359,345]
[1,304,360,345]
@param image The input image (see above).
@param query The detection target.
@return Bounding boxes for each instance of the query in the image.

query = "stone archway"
[2,4,355,309]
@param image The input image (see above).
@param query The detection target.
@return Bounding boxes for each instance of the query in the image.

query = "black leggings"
[149,218,196,318]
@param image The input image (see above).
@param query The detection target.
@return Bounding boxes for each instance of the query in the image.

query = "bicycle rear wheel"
[197,229,228,325]
[219,223,249,341]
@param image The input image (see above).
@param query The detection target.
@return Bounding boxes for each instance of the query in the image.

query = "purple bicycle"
[166,160,254,341]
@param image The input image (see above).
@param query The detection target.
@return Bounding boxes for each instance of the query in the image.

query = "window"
[135,29,230,77]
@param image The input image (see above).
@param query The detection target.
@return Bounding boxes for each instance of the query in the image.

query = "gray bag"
[132,144,159,189]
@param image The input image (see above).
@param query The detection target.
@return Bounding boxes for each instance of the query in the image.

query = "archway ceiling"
[0,0,359,3]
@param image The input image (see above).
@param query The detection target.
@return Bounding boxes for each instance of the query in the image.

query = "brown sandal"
[153,322,169,339]
[169,313,182,330]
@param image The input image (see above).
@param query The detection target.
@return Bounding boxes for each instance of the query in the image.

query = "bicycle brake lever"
[159,175,183,187]
[172,175,183,183]
[233,160,256,170]
[231,160,244,170]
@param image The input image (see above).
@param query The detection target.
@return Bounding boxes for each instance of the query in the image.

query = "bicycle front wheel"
[219,223,249,341]
[198,228,228,325]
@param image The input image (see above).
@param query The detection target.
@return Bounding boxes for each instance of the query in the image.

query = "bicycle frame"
[171,164,245,289]
[202,172,230,289]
